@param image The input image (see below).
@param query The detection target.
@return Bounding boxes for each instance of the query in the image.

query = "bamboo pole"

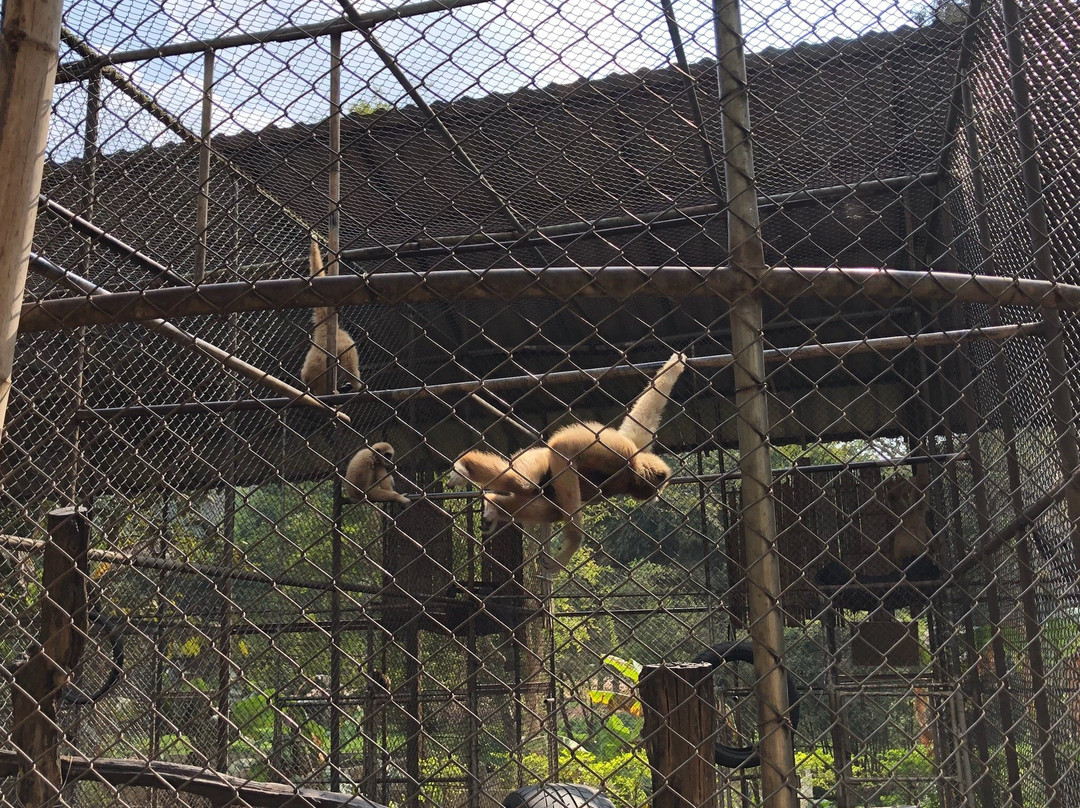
[27,255,349,422]
[0,0,64,439]
[18,266,1080,332]
[714,0,796,803]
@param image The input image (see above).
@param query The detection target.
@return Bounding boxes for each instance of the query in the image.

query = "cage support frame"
[714,0,797,802]
[0,0,64,438]
[21,267,1080,332]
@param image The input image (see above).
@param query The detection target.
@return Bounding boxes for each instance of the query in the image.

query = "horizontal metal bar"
[72,322,1042,419]
[21,264,1078,332]
[56,0,494,81]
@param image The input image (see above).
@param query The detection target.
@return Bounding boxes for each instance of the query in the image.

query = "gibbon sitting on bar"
[344,442,409,505]
[450,353,686,566]
[301,239,361,395]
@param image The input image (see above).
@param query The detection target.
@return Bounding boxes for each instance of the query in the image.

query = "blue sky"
[49,0,931,159]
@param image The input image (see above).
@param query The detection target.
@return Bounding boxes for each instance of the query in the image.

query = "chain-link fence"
[2,0,1080,806]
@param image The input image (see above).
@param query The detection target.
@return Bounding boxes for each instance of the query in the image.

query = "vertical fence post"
[194,49,214,283]
[11,506,90,808]
[0,0,65,438]
[712,0,797,805]
[327,31,344,793]
[639,662,718,808]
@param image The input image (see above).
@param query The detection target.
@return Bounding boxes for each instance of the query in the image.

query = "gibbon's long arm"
[619,352,686,449]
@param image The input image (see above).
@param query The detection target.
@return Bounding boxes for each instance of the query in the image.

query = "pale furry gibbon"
[344,442,409,505]
[450,353,686,566]
[301,239,362,395]
[883,475,934,565]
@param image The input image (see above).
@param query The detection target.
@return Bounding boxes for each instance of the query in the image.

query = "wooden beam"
[0,0,64,437]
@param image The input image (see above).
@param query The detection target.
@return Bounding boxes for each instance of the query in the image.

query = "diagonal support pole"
[28,254,349,423]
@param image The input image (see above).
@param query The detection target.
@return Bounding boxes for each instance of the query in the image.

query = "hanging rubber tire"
[61,612,125,705]
[692,641,801,769]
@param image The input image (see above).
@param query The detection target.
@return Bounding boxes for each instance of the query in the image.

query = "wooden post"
[0,0,65,437]
[11,506,90,808]
[639,662,718,808]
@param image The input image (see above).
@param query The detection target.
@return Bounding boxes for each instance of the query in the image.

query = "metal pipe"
[1001,7,1074,799]
[38,195,190,286]
[937,0,986,177]
[659,0,724,202]
[714,0,796,803]
[56,0,495,81]
[20,265,1080,332]
[958,79,1025,807]
[72,323,1042,418]
[343,13,531,238]
[69,72,102,500]
[27,253,349,422]
[325,32,342,395]
[194,51,214,283]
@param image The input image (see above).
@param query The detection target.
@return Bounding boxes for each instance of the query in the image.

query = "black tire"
[61,612,124,705]
[692,641,801,769]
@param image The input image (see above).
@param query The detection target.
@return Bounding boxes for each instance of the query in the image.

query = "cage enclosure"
[1,0,1079,807]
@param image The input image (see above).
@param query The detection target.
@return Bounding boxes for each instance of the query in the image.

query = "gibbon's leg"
[484,490,562,523]
[367,475,410,504]
[336,330,361,392]
[546,457,584,568]
[452,448,545,494]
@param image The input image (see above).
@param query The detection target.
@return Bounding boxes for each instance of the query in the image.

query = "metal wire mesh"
[3,0,1080,807]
